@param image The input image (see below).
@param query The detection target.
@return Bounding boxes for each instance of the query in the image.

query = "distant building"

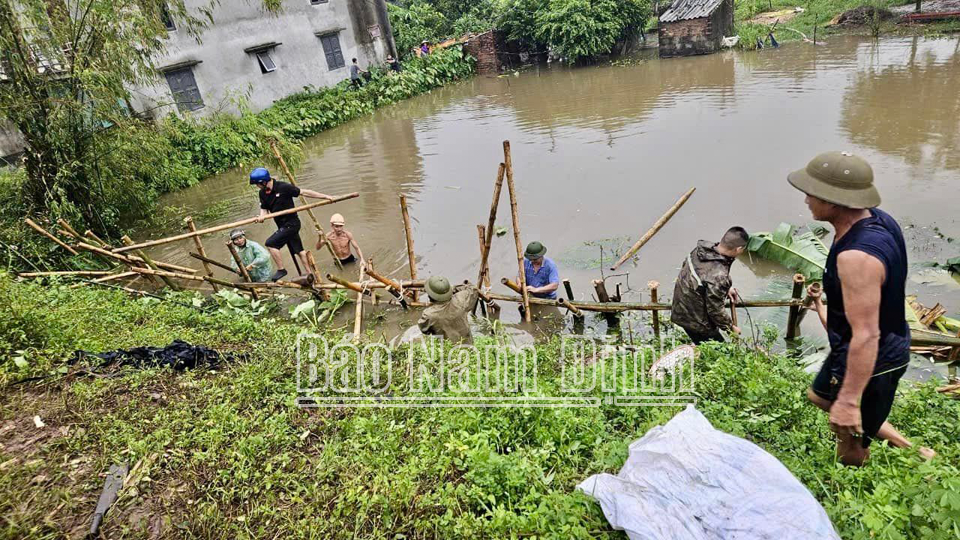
[658,0,734,58]
[131,0,396,118]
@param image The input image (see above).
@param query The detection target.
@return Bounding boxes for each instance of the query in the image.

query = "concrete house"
[133,0,396,117]
[658,0,735,58]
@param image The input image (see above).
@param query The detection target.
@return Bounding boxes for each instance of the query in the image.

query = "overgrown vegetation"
[388,0,651,63]
[0,47,474,270]
[1,274,959,538]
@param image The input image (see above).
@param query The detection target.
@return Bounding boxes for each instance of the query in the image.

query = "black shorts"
[811,358,907,448]
[339,254,356,265]
[265,223,304,254]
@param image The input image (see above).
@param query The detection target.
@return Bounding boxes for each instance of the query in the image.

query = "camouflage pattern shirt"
[670,240,735,335]
[417,286,479,343]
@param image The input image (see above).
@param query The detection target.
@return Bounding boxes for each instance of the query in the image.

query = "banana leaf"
[747,223,829,280]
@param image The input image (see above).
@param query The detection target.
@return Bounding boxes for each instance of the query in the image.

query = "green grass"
[1,273,959,538]
[735,0,960,47]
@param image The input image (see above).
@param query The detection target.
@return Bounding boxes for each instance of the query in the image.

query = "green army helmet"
[425,276,453,302]
[787,151,881,209]
[524,241,547,260]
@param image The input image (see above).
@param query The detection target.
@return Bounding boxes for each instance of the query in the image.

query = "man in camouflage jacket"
[671,228,749,344]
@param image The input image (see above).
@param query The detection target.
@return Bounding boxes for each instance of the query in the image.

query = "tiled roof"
[660,0,724,22]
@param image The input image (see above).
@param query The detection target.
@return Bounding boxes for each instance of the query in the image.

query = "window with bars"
[256,51,277,73]
[318,33,344,70]
[164,67,203,112]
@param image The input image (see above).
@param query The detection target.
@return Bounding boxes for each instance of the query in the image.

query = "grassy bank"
[735,0,960,48]
[2,274,959,538]
[0,48,475,271]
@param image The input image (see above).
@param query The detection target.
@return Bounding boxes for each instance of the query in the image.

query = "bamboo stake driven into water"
[609,187,696,271]
[648,280,661,341]
[186,217,219,292]
[226,241,260,300]
[270,141,343,270]
[113,194,359,253]
[478,163,506,288]
[353,265,365,342]
[399,194,418,301]
[502,142,531,322]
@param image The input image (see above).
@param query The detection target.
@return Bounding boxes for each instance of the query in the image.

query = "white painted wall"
[131,0,393,118]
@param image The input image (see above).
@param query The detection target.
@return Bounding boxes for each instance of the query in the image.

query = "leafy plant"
[747,223,829,280]
[213,289,273,318]
[290,290,348,328]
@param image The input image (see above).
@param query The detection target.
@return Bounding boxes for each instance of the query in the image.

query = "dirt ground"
[749,8,803,25]
[892,0,960,14]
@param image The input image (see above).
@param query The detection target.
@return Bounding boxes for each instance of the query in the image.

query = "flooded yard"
[146,35,960,340]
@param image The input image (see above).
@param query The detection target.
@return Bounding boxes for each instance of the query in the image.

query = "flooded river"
[146,35,960,346]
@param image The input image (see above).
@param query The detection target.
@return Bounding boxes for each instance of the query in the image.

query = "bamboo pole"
[353,265,365,342]
[226,242,260,300]
[305,251,329,301]
[84,230,109,248]
[326,273,371,295]
[476,225,492,288]
[122,236,180,291]
[478,163,506,288]
[399,194,418,300]
[365,267,409,309]
[562,279,575,301]
[56,218,81,239]
[609,187,696,271]
[185,217,219,292]
[240,279,424,292]
[189,252,241,275]
[648,280,661,341]
[114,193,359,253]
[557,297,582,316]
[129,267,254,292]
[270,141,342,270]
[18,270,112,278]
[91,271,137,284]
[501,277,523,295]
[785,273,805,340]
[24,218,78,255]
[502,142,530,322]
[593,280,612,303]
[74,241,197,274]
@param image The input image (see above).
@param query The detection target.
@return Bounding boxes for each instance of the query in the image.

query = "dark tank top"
[822,208,910,375]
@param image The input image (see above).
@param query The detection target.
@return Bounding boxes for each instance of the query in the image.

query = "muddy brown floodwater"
[144,35,960,348]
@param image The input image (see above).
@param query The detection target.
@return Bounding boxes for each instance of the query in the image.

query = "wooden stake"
[477,224,491,288]
[122,236,180,291]
[270,141,343,270]
[563,279,575,301]
[478,163,506,288]
[304,251,329,300]
[399,194,418,300]
[226,241,260,300]
[24,218,78,255]
[365,267,409,309]
[56,218,81,239]
[185,217,218,292]
[503,141,530,322]
[114,193,359,253]
[785,273,805,340]
[353,265,365,342]
[648,280,661,341]
[593,279,612,303]
[610,187,696,271]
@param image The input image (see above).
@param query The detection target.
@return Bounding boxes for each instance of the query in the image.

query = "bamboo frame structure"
[18,271,112,278]
[353,265,365,342]
[189,252,240,275]
[502,142,530,322]
[478,163,506,288]
[648,281,661,341]
[557,297,582,316]
[24,218,78,255]
[365,267,409,309]
[123,235,180,291]
[186,217,219,292]
[84,230,109,248]
[270,141,343,270]
[610,187,696,271]
[399,194,418,300]
[57,219,82,239]
[476,225,491,288]
[75,241,197,274]
[113,194,359,253]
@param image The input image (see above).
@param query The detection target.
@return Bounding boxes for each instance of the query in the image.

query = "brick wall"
[659,17,713,57]
[463,30,499,75]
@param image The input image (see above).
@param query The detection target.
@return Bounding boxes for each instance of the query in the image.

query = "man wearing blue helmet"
[250,167,333,281]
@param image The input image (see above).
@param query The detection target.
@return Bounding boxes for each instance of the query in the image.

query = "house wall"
[463,31,499,76]
[658,18,711,57]
[710,0,735,42]
[131,0,394,118]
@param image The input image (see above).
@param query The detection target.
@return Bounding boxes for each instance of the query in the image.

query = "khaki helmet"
[425,276,453,302]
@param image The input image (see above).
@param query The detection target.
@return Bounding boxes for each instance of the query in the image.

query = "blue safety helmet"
[249,167,271,185]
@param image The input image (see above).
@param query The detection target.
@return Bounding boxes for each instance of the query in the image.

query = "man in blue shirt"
[522,241,560,299]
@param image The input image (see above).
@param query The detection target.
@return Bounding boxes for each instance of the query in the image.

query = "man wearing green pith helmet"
[521,241,560,299]
[418,276,479,342]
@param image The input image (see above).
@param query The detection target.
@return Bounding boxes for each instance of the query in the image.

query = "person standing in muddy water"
[324,213,364,267]
[250,167,333,282]
[788,151,935,466]
[522,241,560,299]
[670,228,747,344]
[228,228,273,283]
